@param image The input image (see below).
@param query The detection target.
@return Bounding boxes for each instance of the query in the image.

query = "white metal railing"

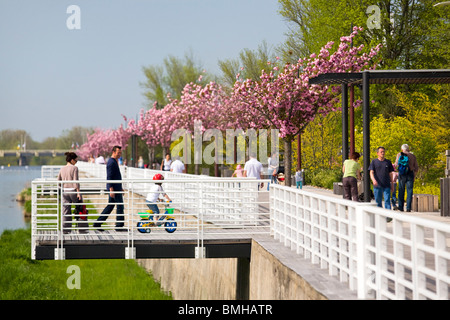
[41,165,64,179]
[31,175,270,260]
[74,162,261,224]
[270,184,450,300]
[75,161,126,179]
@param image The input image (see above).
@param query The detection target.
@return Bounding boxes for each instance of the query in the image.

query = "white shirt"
[146,184,166,203]
[163,159,172,170]
[170,159,185,173]
[244,157,263,180]
[95,156,105,164]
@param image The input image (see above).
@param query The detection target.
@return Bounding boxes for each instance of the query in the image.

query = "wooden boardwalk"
[35,227,269,245]
[33,228,269,260]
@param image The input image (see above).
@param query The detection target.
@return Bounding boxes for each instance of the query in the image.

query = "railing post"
[31,181,37,260]
[125,185,135,259]
[196,181,205,258]
[55,181,65,260]
[441,150,450,216]
[355,205,367,299]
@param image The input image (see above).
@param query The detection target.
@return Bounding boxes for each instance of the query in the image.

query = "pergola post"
[341,83,348,161]
[362,71,370,202]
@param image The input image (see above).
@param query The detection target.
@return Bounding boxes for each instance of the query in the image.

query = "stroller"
[276,166,285,186]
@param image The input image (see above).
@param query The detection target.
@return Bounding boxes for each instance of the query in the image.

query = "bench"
[412,194,439,212]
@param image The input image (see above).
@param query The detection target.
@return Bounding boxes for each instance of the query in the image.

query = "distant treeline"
[0,127,93,151]
[0,127,93,166]
[0,155,66,167]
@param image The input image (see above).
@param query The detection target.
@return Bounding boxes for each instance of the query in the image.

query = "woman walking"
[342,152,361,202]
[57,152,82,234]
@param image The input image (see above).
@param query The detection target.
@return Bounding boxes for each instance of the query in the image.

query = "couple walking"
[369,145,418,212]
[343,144,418,213]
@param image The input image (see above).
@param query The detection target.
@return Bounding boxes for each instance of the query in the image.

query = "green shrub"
[307,168,343,189]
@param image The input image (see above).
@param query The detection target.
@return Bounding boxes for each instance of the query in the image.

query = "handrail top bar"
[274,184,450,232]
[32,177,269,183]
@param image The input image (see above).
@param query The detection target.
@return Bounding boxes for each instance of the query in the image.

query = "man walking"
[369,146,394,209]
[170,156,185,173]
[243,153,264,190]
[94,146,125,231]
[394,144,419,212]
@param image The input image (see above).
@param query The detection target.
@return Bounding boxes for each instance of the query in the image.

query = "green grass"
[0,228,172,300]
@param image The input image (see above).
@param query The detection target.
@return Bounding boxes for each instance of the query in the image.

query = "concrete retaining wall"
[137,237,357,300]
[249,240,327,300]
[137,257,238,300]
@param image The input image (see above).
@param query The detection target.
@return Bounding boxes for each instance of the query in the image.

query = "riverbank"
[0,228,172,300]
[16,187,32,216]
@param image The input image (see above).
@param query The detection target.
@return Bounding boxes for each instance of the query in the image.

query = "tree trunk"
[147,147,155,169]
[284,139,292,187]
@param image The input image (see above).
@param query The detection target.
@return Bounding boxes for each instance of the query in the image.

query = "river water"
[0,166,42,235]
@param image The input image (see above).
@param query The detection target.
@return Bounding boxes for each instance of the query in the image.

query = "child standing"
[295,169,304,189]
[232,164,244,177]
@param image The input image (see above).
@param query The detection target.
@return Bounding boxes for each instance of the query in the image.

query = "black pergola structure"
[309,69,450,202]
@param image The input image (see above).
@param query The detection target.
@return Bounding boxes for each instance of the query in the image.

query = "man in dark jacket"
[94,146,125,231]
[369,146,394,210]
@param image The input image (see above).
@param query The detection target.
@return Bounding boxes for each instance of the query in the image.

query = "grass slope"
[0,228,172,300]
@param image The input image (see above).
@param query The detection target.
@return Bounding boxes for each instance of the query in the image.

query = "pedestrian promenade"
[33,165,450,299]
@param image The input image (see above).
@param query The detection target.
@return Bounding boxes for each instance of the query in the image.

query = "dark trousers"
[398,171,414,211]
[94,193,124,228]
[343,176,359,202]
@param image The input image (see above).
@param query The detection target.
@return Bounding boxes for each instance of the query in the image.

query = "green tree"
[140,50,210,107]
[277,0,449,69]
[277,0,368,61]
[57,126,93,150]
[355,86,450,183]
[293,112,342,171]
[277,0,450,121]
[0,129,38,150]
[218,41,278,88]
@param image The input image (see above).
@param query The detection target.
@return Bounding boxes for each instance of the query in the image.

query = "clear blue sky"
[0,0,287,143]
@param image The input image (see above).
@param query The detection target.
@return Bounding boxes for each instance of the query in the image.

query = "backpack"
[397,153,409,175]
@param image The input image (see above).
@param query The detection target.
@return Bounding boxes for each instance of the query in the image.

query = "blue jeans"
[398,171,414,211]
[146,202,160,216]
[374,186,391,209]
[270,172,277,184]
[146,201,166,225]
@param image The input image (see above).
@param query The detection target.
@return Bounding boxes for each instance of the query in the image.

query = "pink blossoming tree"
[232,27,381,185]
[76,125,130,161]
